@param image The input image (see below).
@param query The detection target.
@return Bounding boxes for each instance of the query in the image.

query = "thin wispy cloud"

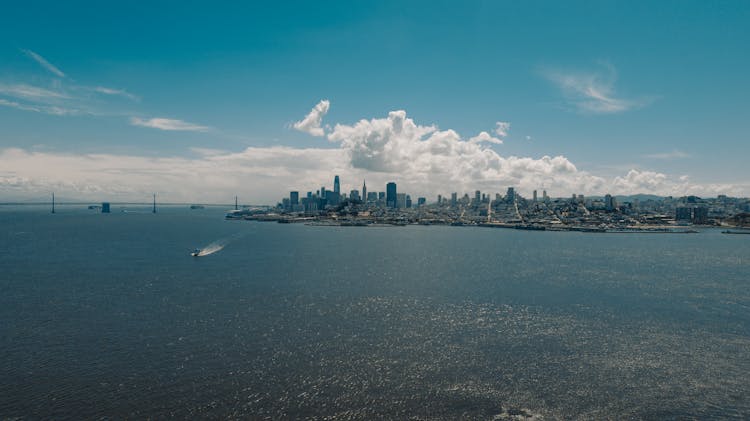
[21,49,66,78]
[130,117,210,132]
[0,98,81,116]
[93,86,140,101]
[0,98,41,113]
[0,83,69,100]
[543,63,651,114]
[644,150,690,160]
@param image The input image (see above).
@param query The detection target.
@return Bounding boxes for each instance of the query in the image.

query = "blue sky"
[1,1,748,202]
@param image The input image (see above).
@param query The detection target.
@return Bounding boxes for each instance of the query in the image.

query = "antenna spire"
[235,196,238,210]
[152,193,157,213]
[51,192,55,214]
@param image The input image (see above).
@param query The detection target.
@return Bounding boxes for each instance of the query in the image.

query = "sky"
[0,0,748,203]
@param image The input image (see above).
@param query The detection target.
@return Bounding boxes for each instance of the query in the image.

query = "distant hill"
[615,194,666,202]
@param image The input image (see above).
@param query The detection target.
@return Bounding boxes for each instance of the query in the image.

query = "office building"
[397,193,406,208]
[506,187,515,204]
[605,194,616,211]
[386,182,397,208]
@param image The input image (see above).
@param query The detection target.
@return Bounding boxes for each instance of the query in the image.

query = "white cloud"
[0,146,344,203]
[93,86,140,101]
[0,83,68,100]
[469,131,503,145]
[130,117,210,132]
[0,98,41,113]
[543,63,651,114]
[292,99,330,136]
[326,109,605,195]
[494,121,511,137]
[21,49,66,78]
[1,106,746,202]
[0,98,80,116]
[644,150,690,160]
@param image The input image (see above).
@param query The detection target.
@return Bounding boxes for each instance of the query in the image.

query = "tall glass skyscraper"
[386,182,397,208]
[333,175,340,195]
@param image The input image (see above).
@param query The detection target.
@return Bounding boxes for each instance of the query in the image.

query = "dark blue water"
[1,205,749,419]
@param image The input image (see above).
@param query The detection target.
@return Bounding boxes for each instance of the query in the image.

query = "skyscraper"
[333,175,340,195]
[362,180,367,203]
[451,192,457,207]
[386,182,397,208]
[506,187,515,204]
[605,194,616,211]
[290,191,299,205]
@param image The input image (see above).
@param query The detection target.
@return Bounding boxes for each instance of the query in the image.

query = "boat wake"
[192,232,247,257]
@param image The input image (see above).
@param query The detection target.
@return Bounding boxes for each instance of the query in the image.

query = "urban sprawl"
[230,175,750,233]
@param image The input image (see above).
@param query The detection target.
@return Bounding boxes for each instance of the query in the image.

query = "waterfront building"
[386,182,397,208]
[692,206,708,224]
[676,206,692,221]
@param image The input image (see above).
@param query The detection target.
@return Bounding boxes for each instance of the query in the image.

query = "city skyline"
[1,1,749,202]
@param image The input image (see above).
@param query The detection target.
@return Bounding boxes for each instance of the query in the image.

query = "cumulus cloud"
[21,49,66,78]
[543,63,651,114]
[292,99,330,136]
[469,131,504,145]
[326,109,604,195]
[2,106,746,202]
[130,117,210,132]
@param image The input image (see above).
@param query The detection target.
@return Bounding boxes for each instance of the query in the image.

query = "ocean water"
[1,205,749,419]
